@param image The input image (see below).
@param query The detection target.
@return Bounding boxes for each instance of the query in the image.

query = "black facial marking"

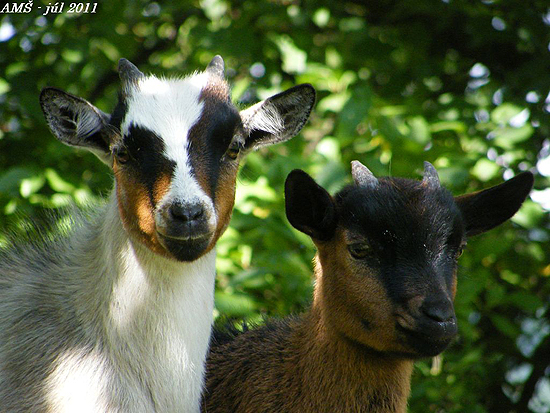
[122,124,175,204]
[336,178,463,302]
[187,88,242,199]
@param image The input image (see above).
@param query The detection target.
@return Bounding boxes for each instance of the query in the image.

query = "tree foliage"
[1,1,549,411]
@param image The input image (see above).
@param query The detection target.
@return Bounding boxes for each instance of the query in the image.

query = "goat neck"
[306,257,414,413]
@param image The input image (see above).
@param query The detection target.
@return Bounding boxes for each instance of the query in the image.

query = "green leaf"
[430,121,467,134]
[214,291,257,317]
[61,49,83,64]
[317,91,351,113]
[273,35,307,74]
[44,169,76,194]
[313,8,330,28]
[491,103,523,125]
[20,175,45,198]
[0,167,35,196]
[407,116,431,146]
[336,85,371,139]
[503,291,544,313]
[232,78,251,102]
[493,125,534,150]
[471,159,500,182]
[490,314,520,338]
[315,137,341,162]
[0,78,10,96]
[511,200,545,229]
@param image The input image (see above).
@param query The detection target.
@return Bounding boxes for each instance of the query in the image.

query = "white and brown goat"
[0,57,315,412]
[202,161,534,413]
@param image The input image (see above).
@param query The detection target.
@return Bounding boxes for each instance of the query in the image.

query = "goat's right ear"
[455,172,534,237]
[40,88,112,163]
[285,170,337,241]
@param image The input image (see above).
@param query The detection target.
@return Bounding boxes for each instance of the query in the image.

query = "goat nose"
[169,203,204,223]
[421,297,455,322]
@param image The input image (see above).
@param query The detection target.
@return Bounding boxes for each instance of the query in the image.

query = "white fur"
[43,196,216,412]
[105,195,215,412]
[240,100,284,137]
[45,348,111,413]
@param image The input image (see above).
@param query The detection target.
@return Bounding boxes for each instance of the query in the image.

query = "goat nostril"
[421,300,455,323]
[169,203,204,222]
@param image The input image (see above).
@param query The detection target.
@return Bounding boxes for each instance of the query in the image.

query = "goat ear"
[285,169,337,241]
[240,84,315,151]
[455,172,534,237]
[40,88,112,163]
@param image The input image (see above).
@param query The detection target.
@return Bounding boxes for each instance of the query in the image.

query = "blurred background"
[1,1,549,411]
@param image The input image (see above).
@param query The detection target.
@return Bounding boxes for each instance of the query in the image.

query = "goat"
[0,56,315,412]
[202,161,534,413]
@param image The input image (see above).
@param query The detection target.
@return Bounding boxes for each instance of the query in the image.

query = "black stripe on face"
[187,84,242,200]
[122,124,175,205]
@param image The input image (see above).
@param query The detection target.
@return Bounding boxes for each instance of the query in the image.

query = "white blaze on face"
[120,73,217,228]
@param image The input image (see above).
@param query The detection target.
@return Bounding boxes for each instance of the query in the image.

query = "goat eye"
[348,243,373,260]
[225,142,241,160]
[450,242,466,260]
[114,147,130,164]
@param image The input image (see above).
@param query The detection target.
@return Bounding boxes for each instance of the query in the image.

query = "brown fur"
[203,250,415,413]
[202,229,416,413]
[315,229,411,355]
[205,317,413,413]
[208,169,238,252]
[113,161,172,258]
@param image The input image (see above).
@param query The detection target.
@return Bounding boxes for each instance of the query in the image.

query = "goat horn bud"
[118,58,145,91]
[351,160,379,188]
[206,55,225,79]
[422,161,441,188]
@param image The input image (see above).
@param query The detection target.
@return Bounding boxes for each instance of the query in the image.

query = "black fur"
[122,124,175,205]
[187,89,242,201]
[336,177,463,308]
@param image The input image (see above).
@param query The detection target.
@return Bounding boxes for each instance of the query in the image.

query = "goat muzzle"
[155,201,216,261]
[395,296,458,357]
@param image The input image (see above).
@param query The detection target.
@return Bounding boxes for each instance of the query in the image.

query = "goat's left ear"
[455,172,534,236]
[240,84,315,151]
[40,87,112,164]
[285,169,337,241]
